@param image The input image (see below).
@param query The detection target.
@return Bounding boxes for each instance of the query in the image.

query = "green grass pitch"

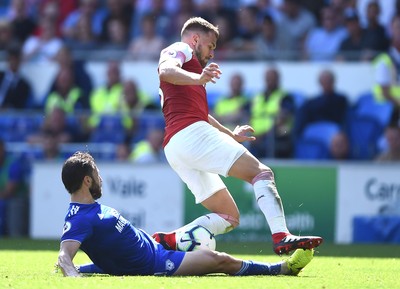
[0,239,398,289]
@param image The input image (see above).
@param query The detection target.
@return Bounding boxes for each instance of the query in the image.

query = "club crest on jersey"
[165,259,175,271]
[165,49,177,57]
[62,221,71,235]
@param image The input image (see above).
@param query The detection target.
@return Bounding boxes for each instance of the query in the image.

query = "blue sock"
[235,261,282,276]
[79,263,104,274]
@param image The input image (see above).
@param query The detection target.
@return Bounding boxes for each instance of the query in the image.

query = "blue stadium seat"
[295,121,341,160]
[89,115,126,144]
[132,113,164,143]
[347,114,383,160]
[355,91,393,127]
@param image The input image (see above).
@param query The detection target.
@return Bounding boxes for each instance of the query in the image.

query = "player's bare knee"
[251,167,275,184]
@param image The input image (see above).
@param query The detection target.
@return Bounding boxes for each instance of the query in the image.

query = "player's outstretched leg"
[273,233,323,255]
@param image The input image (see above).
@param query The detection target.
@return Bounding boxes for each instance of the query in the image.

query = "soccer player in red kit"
[153,17,323,255]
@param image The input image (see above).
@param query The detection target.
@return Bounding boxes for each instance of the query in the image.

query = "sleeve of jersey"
[61,217,93,244]
[159,42,193,67]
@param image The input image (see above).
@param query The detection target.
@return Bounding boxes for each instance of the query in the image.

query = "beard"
[194,44,208,68]
[89,182,102,200]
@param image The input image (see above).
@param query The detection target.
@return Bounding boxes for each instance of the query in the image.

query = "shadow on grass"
[1,239,399,258]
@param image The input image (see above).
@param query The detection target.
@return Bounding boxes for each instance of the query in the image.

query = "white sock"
[253,179,289,234]
[179,213,233,236]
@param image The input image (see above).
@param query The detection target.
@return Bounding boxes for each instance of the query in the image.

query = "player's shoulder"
[165,42,192,53]
[160,42,193,64]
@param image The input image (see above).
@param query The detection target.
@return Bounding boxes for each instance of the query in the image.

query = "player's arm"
[58,240,81,277]
[208,114,255,143]
[159,59,221,86]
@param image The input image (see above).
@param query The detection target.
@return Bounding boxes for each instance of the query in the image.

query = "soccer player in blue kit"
[57,152,314,277]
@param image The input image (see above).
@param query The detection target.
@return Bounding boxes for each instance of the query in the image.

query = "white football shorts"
[164,121,247,203]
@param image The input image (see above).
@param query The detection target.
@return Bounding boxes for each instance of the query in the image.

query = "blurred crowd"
[1,0,400,238]
[0,0,397,61]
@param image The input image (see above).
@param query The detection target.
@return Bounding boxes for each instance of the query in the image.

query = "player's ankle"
[272,232,290,244]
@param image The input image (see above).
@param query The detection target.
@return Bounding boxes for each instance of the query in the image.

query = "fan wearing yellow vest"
[130,129,165,163]
[213,73,250,130]
[45,67,84,115]
[373,15,400,126]
[249,67,295,158]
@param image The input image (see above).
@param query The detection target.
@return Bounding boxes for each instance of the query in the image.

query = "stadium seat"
[132,113,165,143]
[295,121,341,160]
[89,115,126,144]
[355,91,393,128]
[347,114,383,160]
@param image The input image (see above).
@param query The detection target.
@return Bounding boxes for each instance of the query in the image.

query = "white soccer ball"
[176,225,216,252]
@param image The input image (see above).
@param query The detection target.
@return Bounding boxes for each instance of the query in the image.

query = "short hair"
[61,151,96,194]
[181,17,219,39]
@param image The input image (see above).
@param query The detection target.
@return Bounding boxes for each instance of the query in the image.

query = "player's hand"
[199,62,221,84]
[232,125,256,143]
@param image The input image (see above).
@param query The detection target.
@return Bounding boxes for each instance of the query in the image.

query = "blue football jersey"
[61,202,159,275]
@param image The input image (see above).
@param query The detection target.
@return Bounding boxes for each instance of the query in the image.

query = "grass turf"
[0,239,399,289]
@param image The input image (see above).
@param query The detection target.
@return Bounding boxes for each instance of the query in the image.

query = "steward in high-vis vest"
[213,74,249,129]
[372,16,400,126]
[250,88,287,137]
[45,68,85,115]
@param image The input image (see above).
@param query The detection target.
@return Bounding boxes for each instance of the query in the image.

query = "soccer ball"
[176,225,216,252]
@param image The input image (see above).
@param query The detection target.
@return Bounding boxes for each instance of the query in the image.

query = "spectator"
[115,140,132,161]
[28,107,84,144]
[0,20,13,51]
[0,44,33,110]
[330,131,351,160]
[336,9,371,61]
[127,13,165,60]
[39,131,65,160]
[8,0,37,44]
[65,13,98,51]
[62,0,106,41]
[304,6,348,61]
[278,0,316,58]
[44,67,86,115]
[249,67,295,158]
[88,60,123,128]
[213,15,236,60]
[295,69,349,139]
[129,128,165,163]
[0,138,29,237]
[375,126,400,161]
[231,5,260,58]
[372,15,400,127]
[101,18,129,51]
[22,16,63,62]
[118,79,154,139]
[213,73,250,130]
[50,46,93,104]
[131,0,173,40]
[100,0,133,44]
[254,14,294,60]
[363,1,390,59]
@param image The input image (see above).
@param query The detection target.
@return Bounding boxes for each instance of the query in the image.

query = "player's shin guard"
[235,260,282,276]
[252,170,289,235]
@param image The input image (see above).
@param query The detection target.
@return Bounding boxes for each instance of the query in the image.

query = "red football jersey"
[159,42,209,147]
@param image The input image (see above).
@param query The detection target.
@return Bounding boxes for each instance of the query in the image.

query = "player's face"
[193,31,217,68]
[89,168,102,200]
